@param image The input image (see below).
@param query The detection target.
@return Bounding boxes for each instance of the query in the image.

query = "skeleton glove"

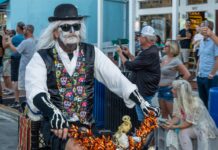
[129,90,160,117]
[33,93,69,129]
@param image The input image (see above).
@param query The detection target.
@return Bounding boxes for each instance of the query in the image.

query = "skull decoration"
[80,111,87,119]
[77,86,84,95]
[60,77,68,85]
[64,101,72,109]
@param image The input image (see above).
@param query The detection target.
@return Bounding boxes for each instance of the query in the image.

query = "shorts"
[158,86,173,102]
[11,57,20,81]
[180,48,190,63]
[3,59,11,76]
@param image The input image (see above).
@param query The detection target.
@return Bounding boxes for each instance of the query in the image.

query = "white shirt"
[25,42,137,114]
[193,33,203,51]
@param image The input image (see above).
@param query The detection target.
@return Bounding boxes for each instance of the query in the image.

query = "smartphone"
[204,20,209,27]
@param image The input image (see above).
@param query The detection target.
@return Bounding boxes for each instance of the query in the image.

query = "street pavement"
[0,111,18,150]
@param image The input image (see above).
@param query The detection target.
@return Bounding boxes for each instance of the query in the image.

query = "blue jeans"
[135,96,153,121]
[197,75,218,108]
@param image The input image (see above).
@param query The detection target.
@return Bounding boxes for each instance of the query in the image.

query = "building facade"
[136,0,218,41]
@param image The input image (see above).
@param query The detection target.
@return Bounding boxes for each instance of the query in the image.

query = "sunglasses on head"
[59,23,81,32]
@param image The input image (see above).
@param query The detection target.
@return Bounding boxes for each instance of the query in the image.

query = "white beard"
[59,30,80,45]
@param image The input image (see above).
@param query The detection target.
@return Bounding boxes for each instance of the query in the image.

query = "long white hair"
[36,20,86,50]
[172,80,199,115]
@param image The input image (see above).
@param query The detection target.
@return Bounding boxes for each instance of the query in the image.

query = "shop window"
[139,0,172,9]
[140,14,172,42]
[188,0,207,5]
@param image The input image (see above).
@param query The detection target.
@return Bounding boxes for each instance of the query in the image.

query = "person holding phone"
[116,25,161,122]
[197,20,218,108]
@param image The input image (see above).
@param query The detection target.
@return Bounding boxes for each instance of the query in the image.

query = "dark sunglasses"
[59,23,81,32]
[164,45,170,48]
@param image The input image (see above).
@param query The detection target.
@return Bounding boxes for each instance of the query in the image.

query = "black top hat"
[48,4,83,22]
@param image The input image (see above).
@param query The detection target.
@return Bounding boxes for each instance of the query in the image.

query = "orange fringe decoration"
[68,113,158,150]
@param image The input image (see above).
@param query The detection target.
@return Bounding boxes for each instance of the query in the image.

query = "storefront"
[136,0,218,41]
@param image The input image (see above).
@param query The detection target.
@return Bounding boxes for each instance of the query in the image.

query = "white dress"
[171,97,218,150]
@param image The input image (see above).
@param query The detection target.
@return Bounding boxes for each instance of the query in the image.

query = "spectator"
[162,79,218,150]
[197,20,218,108]
[156,34,165,58]
[158,40,190,118]
[9,25,37,93]
[2,30,13,95]
[155,34,164,48]
[10,29,16,37]
[10,22,25,107]
[192,25,203,62]
[117,25,161,122]
[177,19,193,67]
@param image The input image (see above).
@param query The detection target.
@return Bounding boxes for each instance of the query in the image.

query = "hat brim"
[48,16,83,22]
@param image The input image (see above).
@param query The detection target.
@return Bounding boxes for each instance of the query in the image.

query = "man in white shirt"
[25,4,160,150]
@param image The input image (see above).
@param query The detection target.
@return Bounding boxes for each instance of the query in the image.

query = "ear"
[53,29,59,39]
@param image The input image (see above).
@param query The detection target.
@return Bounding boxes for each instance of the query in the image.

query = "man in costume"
[25,4,160,150]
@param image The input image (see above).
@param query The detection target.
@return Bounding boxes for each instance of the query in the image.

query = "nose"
[69,27,73,33]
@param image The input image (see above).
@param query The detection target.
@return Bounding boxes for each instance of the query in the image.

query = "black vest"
[38,43,95,122]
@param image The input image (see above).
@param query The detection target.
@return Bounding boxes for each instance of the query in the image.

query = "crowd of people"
[116,19,218,150]
[0,3,217,150]
[0,22,37,108]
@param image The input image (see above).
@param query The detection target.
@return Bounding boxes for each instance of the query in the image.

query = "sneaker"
[10,101,20,108]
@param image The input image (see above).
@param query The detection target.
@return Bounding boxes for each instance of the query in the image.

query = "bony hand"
[40,96,69,133]
[49,107,69,129]
[129,90,160,117]
[140,100,160,117]
[49,108,69,139]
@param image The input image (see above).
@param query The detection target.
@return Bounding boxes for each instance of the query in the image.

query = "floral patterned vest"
[38,43,95,124]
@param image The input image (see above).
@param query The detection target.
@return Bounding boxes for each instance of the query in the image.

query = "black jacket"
[125,45,160,97]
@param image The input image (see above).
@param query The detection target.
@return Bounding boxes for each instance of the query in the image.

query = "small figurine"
[113,115,132,149]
